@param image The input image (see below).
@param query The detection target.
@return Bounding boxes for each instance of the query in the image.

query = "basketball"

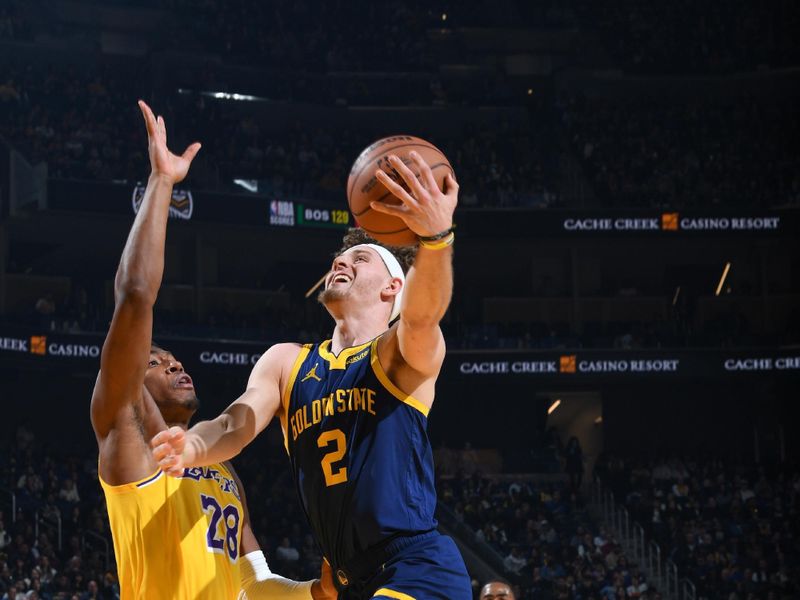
[347,135,454,246]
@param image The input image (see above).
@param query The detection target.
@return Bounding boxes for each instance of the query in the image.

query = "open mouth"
[328,272,353,287]
[174,374,194,390]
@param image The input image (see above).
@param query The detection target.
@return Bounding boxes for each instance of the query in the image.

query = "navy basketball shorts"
[338,532,472,600]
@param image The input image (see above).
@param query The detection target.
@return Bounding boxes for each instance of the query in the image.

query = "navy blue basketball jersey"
[280,335,438,569]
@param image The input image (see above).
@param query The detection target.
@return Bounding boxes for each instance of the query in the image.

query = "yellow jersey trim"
[373,588,416,600]
[369,338,430,417]
[318,339,374,370]
[280,344,313,453]
[98,468,163,494]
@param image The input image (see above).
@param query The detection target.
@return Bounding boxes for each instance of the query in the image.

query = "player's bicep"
[91,299,153,435]
[395,320,446,376]
[220,346,286,442]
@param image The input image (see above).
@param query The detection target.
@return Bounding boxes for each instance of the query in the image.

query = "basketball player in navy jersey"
[152,152,471,599]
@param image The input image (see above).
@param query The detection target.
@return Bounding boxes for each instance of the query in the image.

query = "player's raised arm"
[372,152,457,375]
[91,101,200,445]
[151,343,298,474]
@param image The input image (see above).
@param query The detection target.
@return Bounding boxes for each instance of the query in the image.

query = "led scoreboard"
[296,203,351,229]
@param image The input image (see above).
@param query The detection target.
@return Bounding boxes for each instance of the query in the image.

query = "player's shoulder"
[250,342,312,383]
[264,341,312,364]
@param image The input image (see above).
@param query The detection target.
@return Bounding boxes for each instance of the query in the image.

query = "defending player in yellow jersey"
[91,100,335,600]
[100,451,244,598]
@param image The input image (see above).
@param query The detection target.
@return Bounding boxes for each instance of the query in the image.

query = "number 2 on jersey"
[318,429,348,487]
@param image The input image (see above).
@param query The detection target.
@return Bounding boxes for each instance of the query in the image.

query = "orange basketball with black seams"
[347,135,454,246]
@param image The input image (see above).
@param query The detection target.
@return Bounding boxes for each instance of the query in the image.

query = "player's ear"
[382,277,403,299]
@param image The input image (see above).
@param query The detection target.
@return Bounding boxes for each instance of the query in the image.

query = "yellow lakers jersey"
[100,463,243,600]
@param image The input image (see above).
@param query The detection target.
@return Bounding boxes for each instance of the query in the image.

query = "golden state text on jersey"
[279,335,438,570]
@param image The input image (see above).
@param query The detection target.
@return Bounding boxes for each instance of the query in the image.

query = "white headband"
[347,243,405,321]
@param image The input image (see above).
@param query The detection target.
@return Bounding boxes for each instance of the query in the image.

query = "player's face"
[143,350,198,411]
[481,583,515,600]
[319,247,394,309]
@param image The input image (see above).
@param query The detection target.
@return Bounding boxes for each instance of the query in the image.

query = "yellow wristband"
[418,232,455,250]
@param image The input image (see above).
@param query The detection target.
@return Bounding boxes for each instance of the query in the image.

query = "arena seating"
[439,473,657,599]
[596,455,800,599]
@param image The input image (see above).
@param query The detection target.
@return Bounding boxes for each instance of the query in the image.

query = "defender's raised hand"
[138,100,201,184]
[372,151,457,238]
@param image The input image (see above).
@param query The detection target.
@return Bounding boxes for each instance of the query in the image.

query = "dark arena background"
[1,1,799,599]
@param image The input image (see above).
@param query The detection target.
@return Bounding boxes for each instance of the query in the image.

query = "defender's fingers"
[138,100,157,138]
[181,142,202,163]
[157,115,167,142]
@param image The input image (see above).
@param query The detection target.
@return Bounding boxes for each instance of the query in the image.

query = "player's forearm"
[182,411,255,467]
[400,245,453,327]
[114,173,173,304]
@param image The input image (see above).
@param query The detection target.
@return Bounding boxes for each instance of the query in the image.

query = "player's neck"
[330,312,388,354]
[161,409,194,431]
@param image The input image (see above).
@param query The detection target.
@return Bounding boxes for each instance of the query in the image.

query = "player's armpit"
[141,386,168,441]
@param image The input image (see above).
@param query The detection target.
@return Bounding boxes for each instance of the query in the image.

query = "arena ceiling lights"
[177,88,265,102]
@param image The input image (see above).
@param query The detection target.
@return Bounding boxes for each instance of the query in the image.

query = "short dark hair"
[336,228,417,274]
[481,580,516,599]
[150,343,168,355]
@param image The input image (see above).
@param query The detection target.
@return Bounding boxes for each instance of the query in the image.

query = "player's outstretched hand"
[150,426,188,477]
[138,100,201,185]
[372,151,457,238]
[311,560,338,600]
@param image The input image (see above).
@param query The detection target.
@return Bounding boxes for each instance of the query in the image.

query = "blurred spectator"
[503,547,528,575]
[58,480,80,505]
[80,579,99,600]
[479,580,516,600]
[0,519,7,550]
[34,295,56,318]
[274,537,300,563]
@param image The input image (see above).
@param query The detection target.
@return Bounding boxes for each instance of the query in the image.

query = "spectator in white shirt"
[275,537,300,563]
[503,546,527,575]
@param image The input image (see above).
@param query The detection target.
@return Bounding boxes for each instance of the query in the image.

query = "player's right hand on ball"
[151,426,187,477]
